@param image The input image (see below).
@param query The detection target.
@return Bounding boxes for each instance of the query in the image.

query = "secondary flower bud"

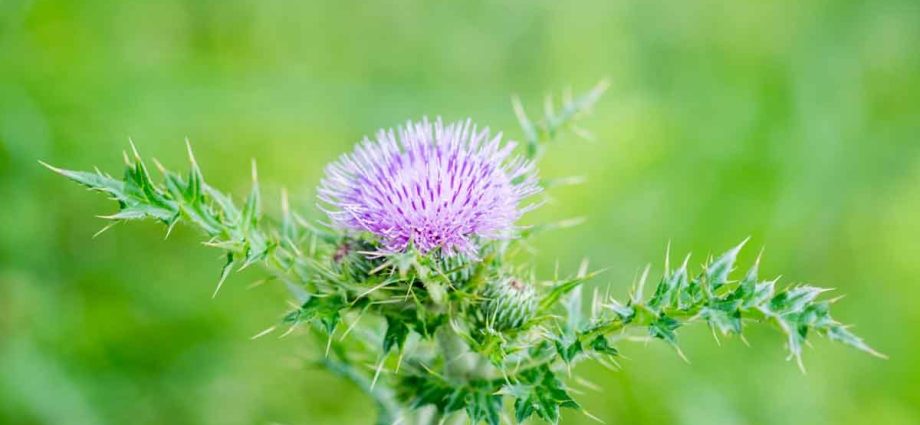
[331,239,380,282]
[481,277,538,330]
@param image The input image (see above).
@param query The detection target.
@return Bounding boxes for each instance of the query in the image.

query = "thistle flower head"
[318,118,540,255]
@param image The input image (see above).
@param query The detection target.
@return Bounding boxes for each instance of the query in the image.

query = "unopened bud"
[481,277,538,330]
[332,239,380,282]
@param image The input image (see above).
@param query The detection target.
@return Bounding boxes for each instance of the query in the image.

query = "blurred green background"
[1,0,918,424]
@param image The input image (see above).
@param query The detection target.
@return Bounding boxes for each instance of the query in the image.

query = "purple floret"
[318,118,540,256]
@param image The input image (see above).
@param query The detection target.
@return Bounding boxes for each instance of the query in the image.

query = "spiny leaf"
[465,387,502,425]
[770,286,829,316]
[583,240,881,370]
[648,258,686,310]
[285,296,343,335]
[649,315,681,345]
[706,238,748,293]
[540,269,605,312]
[554,337,583,364]
[383,316,410,353]
[41,162,127,201]
[728,256,759,302]
[825,325,887,359]
[514,80,609,161]
[509,366,579,424]
[588,335,619,357]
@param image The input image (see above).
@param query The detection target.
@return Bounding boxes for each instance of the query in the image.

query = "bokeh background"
[1,0,918,424]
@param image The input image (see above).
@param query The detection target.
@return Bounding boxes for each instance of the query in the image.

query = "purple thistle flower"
[318,118,540,256]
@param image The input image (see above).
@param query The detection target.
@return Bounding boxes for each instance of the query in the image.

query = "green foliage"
[508,365,580,424]
[42,142,290,299]
[396,372,503,425]
[44,83,881,425]
[567,240,886,373]
[514,80,609,161]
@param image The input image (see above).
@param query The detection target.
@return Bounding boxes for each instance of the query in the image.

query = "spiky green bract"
[45,83,881,425]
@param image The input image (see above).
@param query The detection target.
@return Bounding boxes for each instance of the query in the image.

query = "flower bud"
[332,239,380,282]
[481,277,538,331]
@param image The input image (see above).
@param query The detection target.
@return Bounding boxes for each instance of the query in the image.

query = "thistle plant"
[44,82,882,425]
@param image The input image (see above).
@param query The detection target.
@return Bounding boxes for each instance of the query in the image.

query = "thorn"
[247,278,271,290]
[278,325,298,339]
[38,160,63,174]
[250,326,276,340]
[664,240,672,275]
[574,376,602,392]
[739,334,751,347]
[251,158,259,184]
[680,252,692,272]
[591,287,600,318]
[151,158,167,174]
[185,138,199,168]
[567,385,585,395]
[418,361,442,380]
[212,261,232,299]
[591,78,612,99]
[544,93,555,120]
[281,188,290,216]
[577,258,589,278]
[164,219,179,240]
[92,222,119,239]
[597,357,620,372]
[356,279,396,300]
[570,125,595,142]
[370,356,386,390]
[340,307,368,341]
[395,347,405,374]
[511,95,527,120]
[674,345,691,364]
[869,348,890,360]
[633,264,651,302]
[211,281,226,299]
[731,236,751,256]
[128,137,141,160]
[795,355,807,374]
[582,409,606,424]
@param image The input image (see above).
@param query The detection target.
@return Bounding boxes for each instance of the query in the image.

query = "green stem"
[437,327,474,382]
[320,354,400,425]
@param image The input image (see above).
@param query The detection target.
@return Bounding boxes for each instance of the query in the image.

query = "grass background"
[1,0,918,424]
